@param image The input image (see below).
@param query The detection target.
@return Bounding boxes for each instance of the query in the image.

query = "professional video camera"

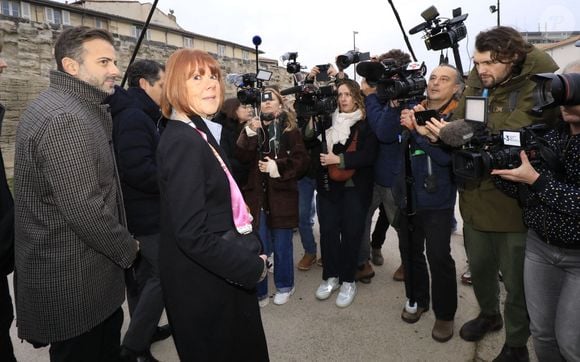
[281,83,337,119]
[280,52,302,74]
[532,72,580,113]
[356,59,427,103]
[336,50,371,70]
[226,70,272,106]
[409,6,468,51]
[452,124,551,181]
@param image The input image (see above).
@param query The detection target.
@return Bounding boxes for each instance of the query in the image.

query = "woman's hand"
[247,116,261,132]
[491,151,540,185]
[320,151,340,166]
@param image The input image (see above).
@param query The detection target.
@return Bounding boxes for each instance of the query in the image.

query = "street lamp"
[489,0,500,27]
[353,30,358,80]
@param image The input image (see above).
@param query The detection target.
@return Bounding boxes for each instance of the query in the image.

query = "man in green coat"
[428,26,559,362]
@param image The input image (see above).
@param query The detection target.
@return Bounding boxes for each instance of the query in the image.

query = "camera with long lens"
[280,52,301,74]
[409,6,468,51]
[452,124,550,181]
[336,50,371,70]
[226,70,273,106]
[281,83,337,119]
[356,59,427,103]
[532,72,580,113]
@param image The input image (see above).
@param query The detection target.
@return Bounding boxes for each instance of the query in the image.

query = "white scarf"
[324,109,362,152]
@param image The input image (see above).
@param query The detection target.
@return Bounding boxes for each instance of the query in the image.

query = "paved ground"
[9,206,537,361]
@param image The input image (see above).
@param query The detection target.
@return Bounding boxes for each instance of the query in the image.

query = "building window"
[95,17,107,29]
[242,50,249,63]
[132,25,151,40]
[217,44,226,57]
[21,1,31,19]
[183,37,193,48]
[45,8,70,25]
[1,1,20,17]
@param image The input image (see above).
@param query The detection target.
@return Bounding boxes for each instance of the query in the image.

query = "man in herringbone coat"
[14,27,139,361]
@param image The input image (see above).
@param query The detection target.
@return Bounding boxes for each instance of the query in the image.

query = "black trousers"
[49,307,123,362]
[398,208,457,321]
[0,275,16,362]
[124,233,164,352]
[318,187,369,283]
[371,203,390,249]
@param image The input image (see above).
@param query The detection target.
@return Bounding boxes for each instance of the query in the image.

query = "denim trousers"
[257,210,294,299]
[398,208,457,320]
[298,176,317,255]
[463,222,530,347]
[524,230,580,362]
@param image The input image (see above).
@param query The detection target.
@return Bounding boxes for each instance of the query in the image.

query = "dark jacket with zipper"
[109,85,163,236]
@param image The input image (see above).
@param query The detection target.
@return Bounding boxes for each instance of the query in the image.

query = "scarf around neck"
[325,109,362,152]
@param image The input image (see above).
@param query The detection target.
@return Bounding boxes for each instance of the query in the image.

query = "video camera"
[280,52,302,74]
[281,83,337,119]
[356,59,427,103]
[409,6,468,51]
[226,70,272,106]
[336,50,371,70]
[452,124,551,181]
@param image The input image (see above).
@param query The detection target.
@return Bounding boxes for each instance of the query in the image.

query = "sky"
[68,0,580,77]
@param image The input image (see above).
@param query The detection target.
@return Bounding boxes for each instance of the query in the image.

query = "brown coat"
[236,123,309,229]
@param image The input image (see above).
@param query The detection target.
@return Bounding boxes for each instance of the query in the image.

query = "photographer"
[358,49,413,283]
[491,61,580,362]
[428,26,559,361]
[236,88,309,307]
[309,79,377,308]
[396,64,463,342]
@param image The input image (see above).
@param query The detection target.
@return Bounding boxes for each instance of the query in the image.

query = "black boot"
[493,344,529,362]
[150,324,172,344]
[459,313,503,342]
[120,346,160,362]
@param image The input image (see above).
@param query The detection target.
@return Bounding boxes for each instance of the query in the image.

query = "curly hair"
[475,26,533,72]
[378,49,411,67]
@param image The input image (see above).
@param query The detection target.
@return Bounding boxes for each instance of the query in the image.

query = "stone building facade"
[0,17,294,177]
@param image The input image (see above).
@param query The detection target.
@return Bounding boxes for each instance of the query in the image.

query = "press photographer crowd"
[0,4,579,362]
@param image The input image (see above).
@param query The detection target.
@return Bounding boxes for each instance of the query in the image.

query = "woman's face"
[235,104,254,123]
[186,65,221,118]
[338,84,357,113]
[260,92,281,116]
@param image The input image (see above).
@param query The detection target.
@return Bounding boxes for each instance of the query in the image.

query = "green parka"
[451,46,559,232]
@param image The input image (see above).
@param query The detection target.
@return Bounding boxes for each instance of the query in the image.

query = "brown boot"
[393,264,404,281]
[432,319,454,342]
[355,261,375,284]
[297,253,317,271]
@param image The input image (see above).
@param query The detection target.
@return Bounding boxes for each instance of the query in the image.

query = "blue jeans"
[257,210,294,299]
[525,230,580,362]
[298,176,317,255]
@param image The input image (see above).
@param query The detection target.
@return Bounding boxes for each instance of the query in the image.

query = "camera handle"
[450,42,464,78]
[401,129,417,308]
[256,126,271,216]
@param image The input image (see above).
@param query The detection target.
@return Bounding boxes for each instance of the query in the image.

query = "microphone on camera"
[438,119,475,147]
[355,61,384,80]
[280,85,302,96]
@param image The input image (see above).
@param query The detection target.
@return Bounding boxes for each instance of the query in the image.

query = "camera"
[356,60,427,103]
[282,83,337,119]
[452,124,553,181]
[280,52,301,74]
[336,50,371,70]
[409,6,468,51]
[532,72,580,113]
[226,70,272,106]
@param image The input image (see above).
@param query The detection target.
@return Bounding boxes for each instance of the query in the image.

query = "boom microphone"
[280,85,303,96]
[409,22,429,35]
[438,119,475,147]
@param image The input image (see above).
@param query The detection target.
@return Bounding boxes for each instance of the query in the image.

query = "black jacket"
[0,103,14,275]
[109,86,163,236]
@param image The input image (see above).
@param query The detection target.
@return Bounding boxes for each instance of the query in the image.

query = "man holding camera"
[428,26,559,361]
[396,63,463,342]
[491,60,580,362]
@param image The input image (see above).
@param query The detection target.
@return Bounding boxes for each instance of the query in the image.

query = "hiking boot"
[493,344,529,362]
[393,264,404,281]
[432,319,454,342]
[355,261,375,284]
[297,253,317,271]
[401,306,428,324]
[459,313,503,342]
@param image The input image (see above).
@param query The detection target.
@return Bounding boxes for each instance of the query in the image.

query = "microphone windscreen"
[356,61,384,80]
[439,119,474,147]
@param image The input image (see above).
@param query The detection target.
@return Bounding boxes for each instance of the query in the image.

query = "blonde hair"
[263,87,297,132]
[160,48,224,118]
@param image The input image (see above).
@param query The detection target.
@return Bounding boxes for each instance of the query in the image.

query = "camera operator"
[428,26,559,361]
[491,61,580,362]
[236,88,309,307]
[357,49,412,283]
[396,63,463,342]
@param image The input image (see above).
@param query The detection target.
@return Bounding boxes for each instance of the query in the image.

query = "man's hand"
[400,109,438,142]
[424,118,449,139]
[491,151,540,185]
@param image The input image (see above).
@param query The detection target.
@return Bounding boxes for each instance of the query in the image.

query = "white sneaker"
[258,297,269,308]
[273,287,295,305]
[315,277,340,300]
[336,282,357,308]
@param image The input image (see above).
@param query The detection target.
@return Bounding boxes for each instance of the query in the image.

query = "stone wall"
[0,17,293,177]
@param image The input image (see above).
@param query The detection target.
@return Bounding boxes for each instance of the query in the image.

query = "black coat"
[157,117,269,361]
[109,86,163,236]
[0,103,14,276]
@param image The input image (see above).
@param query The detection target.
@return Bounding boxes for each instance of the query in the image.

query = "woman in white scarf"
[315,79,377,308]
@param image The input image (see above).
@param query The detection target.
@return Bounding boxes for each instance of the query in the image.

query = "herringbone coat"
[14,71,138,343]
